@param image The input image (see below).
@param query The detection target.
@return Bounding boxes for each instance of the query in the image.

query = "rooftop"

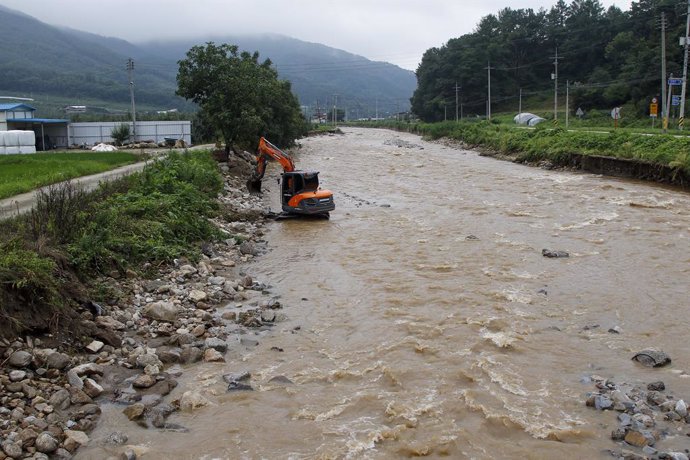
[0,103,36,112]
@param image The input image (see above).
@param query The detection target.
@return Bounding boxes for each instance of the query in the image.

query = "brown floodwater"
[79,127,690,459]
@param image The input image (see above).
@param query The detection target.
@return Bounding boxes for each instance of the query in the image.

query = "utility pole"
[332,94,338,127]
[661,12,668,132]
[444,103,447,121]
[566,80,570,129]
[375,98,378,120]
[679,0,690,130]
[486,62,493,120]
[127,58,136,140]
[666,73,674,128]
[454,82,461,122]
[550,48,563,122]
[518,88,522,115]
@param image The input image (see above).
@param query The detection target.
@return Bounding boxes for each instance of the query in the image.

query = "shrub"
[111,123,131,146]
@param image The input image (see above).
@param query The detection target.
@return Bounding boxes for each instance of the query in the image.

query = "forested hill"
[0,5,415,116]
[411,0,688,122]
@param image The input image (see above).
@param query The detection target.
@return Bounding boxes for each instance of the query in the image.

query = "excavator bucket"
[246,177,262,194]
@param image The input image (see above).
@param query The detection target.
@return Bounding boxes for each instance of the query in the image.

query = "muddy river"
[80,127,690,459]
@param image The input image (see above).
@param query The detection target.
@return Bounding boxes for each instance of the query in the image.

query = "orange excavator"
[246,137,335,217]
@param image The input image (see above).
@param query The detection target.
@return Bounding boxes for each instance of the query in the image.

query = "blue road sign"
[668,78,683,86]
[672,95,682,106]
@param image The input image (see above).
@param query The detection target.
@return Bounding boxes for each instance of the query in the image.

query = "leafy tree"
[176,42,305,153]
[411,0,689,122]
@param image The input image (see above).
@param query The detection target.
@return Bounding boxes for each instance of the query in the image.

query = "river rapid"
[81,127,690,459]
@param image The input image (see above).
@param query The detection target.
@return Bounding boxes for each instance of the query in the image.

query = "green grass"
[0,149,223,337]
[0,151,139,199]
[350,118,690,176]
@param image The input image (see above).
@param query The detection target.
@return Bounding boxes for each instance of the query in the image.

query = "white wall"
[69,121,192,146]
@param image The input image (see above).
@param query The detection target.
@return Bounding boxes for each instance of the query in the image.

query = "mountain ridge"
[0,5,415,117]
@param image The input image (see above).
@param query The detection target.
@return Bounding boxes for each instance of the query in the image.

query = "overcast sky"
[2,0,632,70]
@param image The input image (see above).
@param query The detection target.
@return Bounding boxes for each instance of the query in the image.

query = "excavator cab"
[281,171,334,215]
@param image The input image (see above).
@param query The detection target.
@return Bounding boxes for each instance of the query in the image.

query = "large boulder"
[143,301,183,322]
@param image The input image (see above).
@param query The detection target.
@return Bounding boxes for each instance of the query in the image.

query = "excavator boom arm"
[247,137,296,193]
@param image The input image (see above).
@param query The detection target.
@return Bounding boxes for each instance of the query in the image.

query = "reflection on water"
[80,128,690,459]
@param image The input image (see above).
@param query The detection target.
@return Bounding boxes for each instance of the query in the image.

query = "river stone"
[191,324,206,337]
[179,391,210,411]
[203,348,225,363]
[541,248,569,258]
[45,352,71,370]
[9,350,32,368]
[96,315,126,330]
[143,301,182,322]
[668,453,690,460]
[49,389,71,411]
[624,430,650,447]
[156,347,181,364]
[70,388,94,405]
[189,290,208,303]
[647,381,665,391]
[132,374,157,389]
[9,370,27,382]
[136,354,163,369]
[179,264,197,277]
[204,337,227,353]
[260,310,276,322]
[632,349,671,367]
[71,363,104,376]
[123,403,146,420]
[63,430,89,447]
[675,399,688,417]
[66,369,84,389]
[208,276,225,286]
[104,431,128,445]
[2,440,23,459]
[85,340,105,353]
[179,347,203,364]
[83,378,104,398]
[35,432,59,453]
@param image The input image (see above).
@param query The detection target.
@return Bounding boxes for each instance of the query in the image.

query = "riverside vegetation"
[0,150,222,338]
[0,147,285,458]
[357,120,690,185]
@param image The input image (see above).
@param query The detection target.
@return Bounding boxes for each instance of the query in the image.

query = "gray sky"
[1,0,632,70]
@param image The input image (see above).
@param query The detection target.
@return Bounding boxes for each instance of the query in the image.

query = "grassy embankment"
[0,150,223,338]
[0,151,140,199]
[352,119,690,180]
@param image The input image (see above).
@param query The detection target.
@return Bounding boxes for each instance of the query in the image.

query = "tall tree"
[177,42,305,152]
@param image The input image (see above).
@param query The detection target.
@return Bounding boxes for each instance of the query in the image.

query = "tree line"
[411,0,689,122]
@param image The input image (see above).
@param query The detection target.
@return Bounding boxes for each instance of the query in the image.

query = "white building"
[0,103,69,150]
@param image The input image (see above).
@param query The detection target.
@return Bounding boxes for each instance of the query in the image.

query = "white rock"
[85,340,104,354]
[189,290,208,303]
[8,370,26,382]
[676,399,688,417]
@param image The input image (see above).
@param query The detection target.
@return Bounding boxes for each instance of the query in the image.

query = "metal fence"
[68,121,192,146]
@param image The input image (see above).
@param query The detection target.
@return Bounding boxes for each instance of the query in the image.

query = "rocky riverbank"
[0,153,282,459]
